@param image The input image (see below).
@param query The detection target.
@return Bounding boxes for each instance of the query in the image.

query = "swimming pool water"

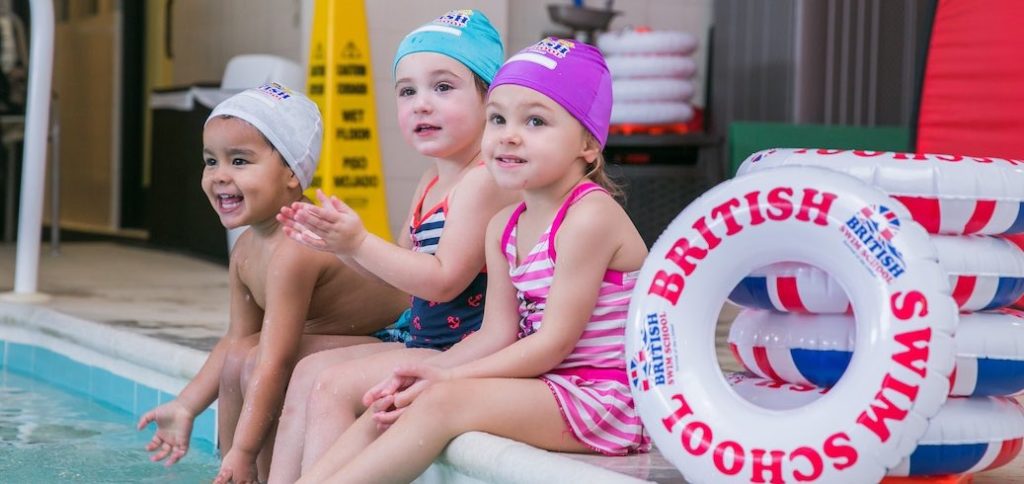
[0,368,221,482]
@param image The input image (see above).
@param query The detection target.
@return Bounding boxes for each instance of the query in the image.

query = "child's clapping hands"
[278,189,368,255]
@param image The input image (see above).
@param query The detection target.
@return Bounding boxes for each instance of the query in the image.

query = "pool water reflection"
[0,368,220,482]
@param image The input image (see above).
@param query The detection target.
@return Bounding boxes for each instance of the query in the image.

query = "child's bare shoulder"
[459,164,502,191]
[560,191,636,244]
[451,165,519,209]
[268,235,337,279]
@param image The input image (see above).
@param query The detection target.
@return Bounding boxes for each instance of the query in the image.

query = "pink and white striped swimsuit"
[501,182,650,455]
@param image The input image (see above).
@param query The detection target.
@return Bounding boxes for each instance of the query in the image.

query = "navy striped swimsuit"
[406,176,486,350]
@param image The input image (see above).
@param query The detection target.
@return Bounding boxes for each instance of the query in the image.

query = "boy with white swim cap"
[137,82,408,483]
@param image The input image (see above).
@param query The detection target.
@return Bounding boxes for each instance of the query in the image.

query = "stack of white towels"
[598,28,699,126]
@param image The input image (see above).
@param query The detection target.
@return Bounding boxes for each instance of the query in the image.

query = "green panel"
[728,122,911,176]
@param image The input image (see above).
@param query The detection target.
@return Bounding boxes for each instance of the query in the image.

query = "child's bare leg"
[296,407,383,482]
[301,347,438,471]
[235,334,378,481]
[217,333,260,455]
[325,378,590,483]
[267,341,405,484]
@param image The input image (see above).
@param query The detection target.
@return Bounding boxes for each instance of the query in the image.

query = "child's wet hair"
[582,133,624,201]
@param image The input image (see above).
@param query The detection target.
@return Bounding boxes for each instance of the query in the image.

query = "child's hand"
[278,190,368,255]
[361,373,417,407]
[136,400,194,467]
[371,364,451,429]
[213,448,258,484]
[278,202,328,251]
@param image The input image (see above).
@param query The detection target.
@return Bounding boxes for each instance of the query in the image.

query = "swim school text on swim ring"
[628,166,956,483]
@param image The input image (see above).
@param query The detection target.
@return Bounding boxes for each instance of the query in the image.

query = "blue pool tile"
[158,391,176,406]
[36,349,91,395]
[6,343,35,373]
[135,384,159,418]
[194,408,217,446]
[192,437,217,456]
[32,348,61,384]
[92,368,136,414]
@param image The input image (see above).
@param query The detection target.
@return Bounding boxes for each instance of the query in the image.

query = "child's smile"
[201,116,299,232]
[216,193,243,213]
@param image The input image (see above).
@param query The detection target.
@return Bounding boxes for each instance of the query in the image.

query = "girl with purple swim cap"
[299,38,651,483]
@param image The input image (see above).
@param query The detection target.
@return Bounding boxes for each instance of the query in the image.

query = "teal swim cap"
[393,9,504,84]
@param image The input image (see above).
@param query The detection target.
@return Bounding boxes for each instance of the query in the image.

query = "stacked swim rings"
[721,148,1024,479]
[627,165,956,482]
[726,372,1024,477]
[597,27,699,127]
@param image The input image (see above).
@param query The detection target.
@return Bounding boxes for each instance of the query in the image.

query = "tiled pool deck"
[1,242,1022,483]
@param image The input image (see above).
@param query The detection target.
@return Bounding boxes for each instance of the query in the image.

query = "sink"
[547,4,619,32]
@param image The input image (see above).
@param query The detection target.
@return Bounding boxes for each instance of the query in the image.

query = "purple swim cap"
[489,38,613,147]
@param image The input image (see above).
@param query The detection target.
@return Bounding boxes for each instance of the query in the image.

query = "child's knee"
[308,366,363,410]
[289,353,323,388]
[240,346,260,388]
[410,381,460,418]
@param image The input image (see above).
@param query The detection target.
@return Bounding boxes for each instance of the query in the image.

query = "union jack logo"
[629,351,651,391]
[860,204,901,241]
[748,149,777,163]
[629,328,653,391]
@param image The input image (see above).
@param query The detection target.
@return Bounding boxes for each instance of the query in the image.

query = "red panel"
[917,0,1024,159]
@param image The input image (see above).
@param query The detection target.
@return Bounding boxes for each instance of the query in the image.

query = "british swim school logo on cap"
[433,9,473,29]
[392,9,504,84]
[255,82,292,101]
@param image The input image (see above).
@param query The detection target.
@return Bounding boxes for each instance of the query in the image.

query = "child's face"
[201,116,300,230]
[482,84,597,192]
[394,52,486,162]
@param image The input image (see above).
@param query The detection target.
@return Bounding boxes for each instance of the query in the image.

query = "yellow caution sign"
[306,0,391,239]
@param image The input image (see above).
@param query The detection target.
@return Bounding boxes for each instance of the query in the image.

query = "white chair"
[221,54,303,90]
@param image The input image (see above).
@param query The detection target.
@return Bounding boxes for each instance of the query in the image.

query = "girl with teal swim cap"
[269,10,517,482]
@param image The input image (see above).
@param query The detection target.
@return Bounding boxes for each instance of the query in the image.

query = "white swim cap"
[207,82,323,189]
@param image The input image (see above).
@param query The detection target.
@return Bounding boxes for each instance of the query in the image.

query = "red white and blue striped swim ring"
[728,308,1024,397]
[726,372,1024,477]
[729,235,1024,313]
[738,148,1024,235]
[627,166,956,483]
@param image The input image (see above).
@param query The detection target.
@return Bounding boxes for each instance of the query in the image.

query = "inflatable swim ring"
[729,235,1024,313]
[627,166,955,482]
[597,29,699,56]
[738,148,1024,235]
[726,372,1024,477]
[728,309,1024,396]
[610,101,693,125]
[606,55,697,80]
[613,78,695,103]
